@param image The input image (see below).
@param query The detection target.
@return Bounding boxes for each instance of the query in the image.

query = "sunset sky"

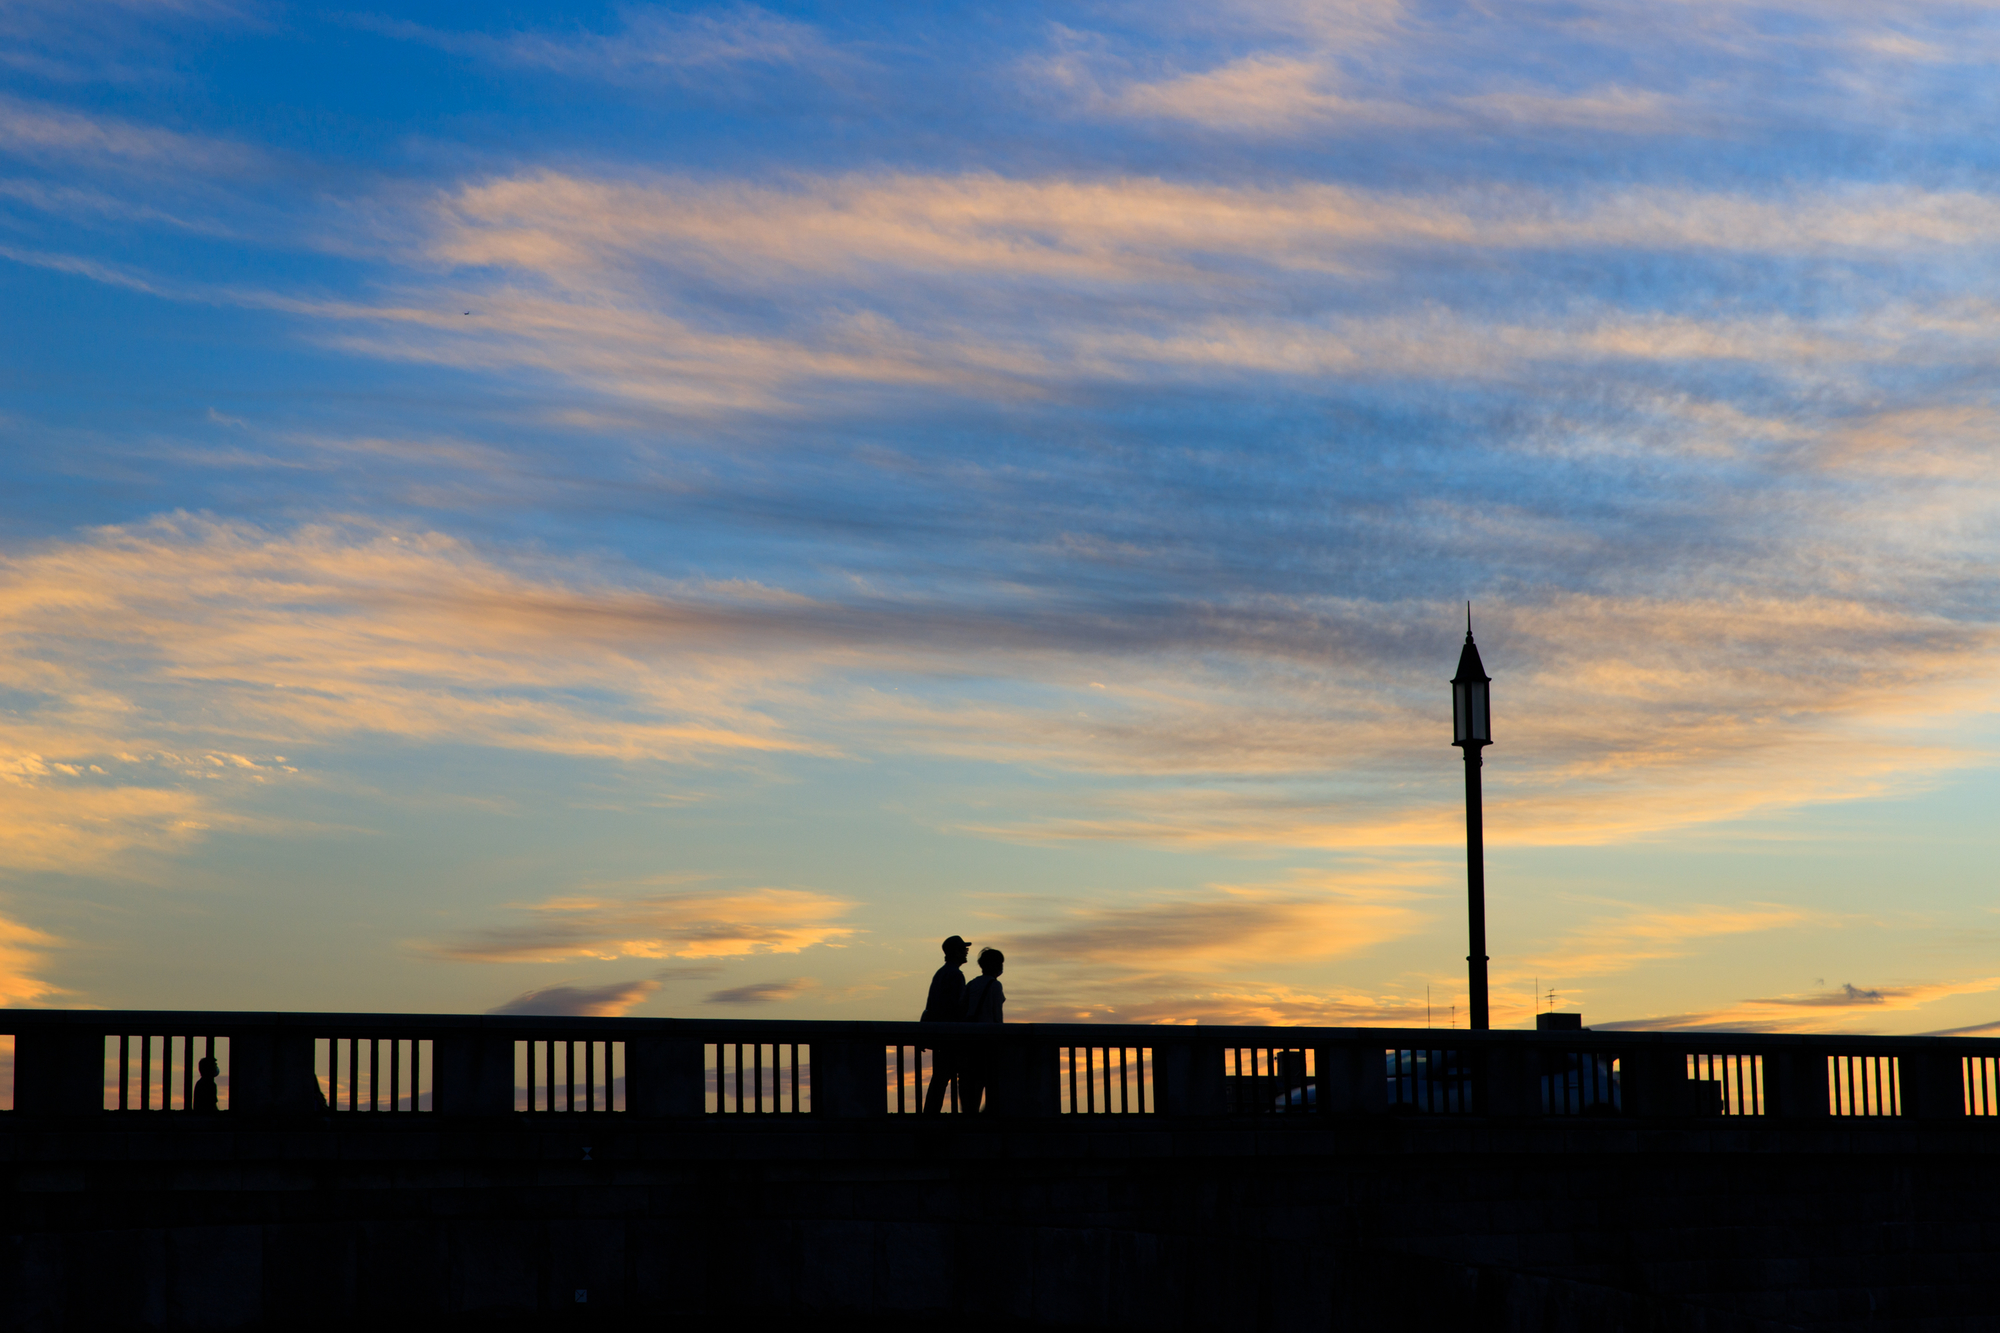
[3,0,1998,1034]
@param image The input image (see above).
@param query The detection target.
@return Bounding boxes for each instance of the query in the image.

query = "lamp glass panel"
[1454,680,1490,744]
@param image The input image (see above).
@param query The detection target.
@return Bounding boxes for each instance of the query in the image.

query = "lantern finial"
[1451,611,1492,746]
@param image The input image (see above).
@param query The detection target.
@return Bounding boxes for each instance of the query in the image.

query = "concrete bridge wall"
[6,1112,1998,1333]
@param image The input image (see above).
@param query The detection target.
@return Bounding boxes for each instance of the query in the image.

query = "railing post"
[13,1024,103,1115]
[812,1038,887,1117]
[1906,1047,1960,1120]
[1482,1039,1539,1116]
[986,1036,1059,1116]
[1624,1042,1690,1117]
[226,1028,326,1113]
[1315,1040,1383,1114]
[1156,1039,1223,1115]
[1768,1045,1824,1120]
[626,1035,704,1116]
[433,1030,514,1115]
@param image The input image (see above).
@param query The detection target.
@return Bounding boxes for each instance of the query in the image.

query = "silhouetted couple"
[919,935,1004,1114]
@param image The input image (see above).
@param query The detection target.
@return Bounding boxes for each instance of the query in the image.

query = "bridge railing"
[1,1011,1998,1123]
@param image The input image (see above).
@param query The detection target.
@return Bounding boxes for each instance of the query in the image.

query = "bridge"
[6,1010,2000,1331]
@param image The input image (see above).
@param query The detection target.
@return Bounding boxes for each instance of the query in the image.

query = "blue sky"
[2,0,1998,1032]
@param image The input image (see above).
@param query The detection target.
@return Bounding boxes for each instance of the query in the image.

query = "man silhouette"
[920,935,969,1114]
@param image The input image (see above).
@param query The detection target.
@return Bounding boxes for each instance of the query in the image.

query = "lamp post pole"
[1451,609,1492,1030]
[1461,728,1489,1031]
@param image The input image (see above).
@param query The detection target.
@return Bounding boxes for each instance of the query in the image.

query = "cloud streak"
[193,164,1997,436]
[1602,975,2000,1033]
[705,977,814,1004]
[3,512,1996,870]
[429,886,858,963]
[0,913,62,1006]
[487,977,660,1016]
[374,4,843,85]
[983,872,1433,1023]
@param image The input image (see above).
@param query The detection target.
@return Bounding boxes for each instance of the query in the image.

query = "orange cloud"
[1002,882,1424,973]
[975,870,1433,1024]
[950,589,1997,851]
[705,977,816,1005]
[182,167,2000,420]
[0,772,226,872]
[0,912,62,1006]
[0,515,876,869]
[1602,974,2000,1034]
[426,885,859,963]
[1011,984,1432,1027]
[487,978,660,1017]
[1520,903,1817,980]
[2,518,1995,878]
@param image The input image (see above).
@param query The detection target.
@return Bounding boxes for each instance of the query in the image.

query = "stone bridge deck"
[3,1011,1997,1331]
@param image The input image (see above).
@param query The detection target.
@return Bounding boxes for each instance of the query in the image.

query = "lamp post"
[1451,606,1492,1030]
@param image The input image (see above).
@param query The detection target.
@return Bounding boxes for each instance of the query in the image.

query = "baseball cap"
[942,935,969,950]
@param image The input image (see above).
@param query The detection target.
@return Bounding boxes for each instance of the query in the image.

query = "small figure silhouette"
[960,948,1005,1113]
[193,1055,220,1113]
[920,935,969,1114]
[964,948,1005,1024]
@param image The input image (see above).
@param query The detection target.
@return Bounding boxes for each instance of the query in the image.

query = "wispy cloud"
[4,512,1996,871]
[262,167,2000,422]
[0,771,231,872]
[0,95,258,174]
[1055,0,2000,139]
[0,912,63,1006]
[1103,58,1694,138]
[1523,903,1816,980]
[1602,974,2000,1033]
[487,977,660,1016]
[427,885,858,963]
[1923,1017,2000,1038]
[1012,982,1431,1027]
[705,976,813,1004]
[0,512,818,761]
[983,871,1432,1023]
[1108,55,1444,133]
[1004,880,1425,971]
[429,171,2000,288]
[371,4,844,85]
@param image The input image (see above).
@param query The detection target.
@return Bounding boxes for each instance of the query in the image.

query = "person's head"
[977,947,1004,976]
[942,935,969,966]
[197,1056,219,1078]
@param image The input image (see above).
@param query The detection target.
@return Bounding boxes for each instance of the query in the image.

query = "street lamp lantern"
[1451,630,1492,748]
[1451,604,1492,1029]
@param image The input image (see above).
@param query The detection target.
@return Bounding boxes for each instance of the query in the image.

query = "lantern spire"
[1453,623,1489,690]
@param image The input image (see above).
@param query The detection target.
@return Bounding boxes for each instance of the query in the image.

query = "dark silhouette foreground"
[919,934,969,1114]
[959,947,1005,1112]
[192,1055,220,1113]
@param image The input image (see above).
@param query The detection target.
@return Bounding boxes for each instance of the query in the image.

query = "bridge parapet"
[2,1009,1996,1125]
